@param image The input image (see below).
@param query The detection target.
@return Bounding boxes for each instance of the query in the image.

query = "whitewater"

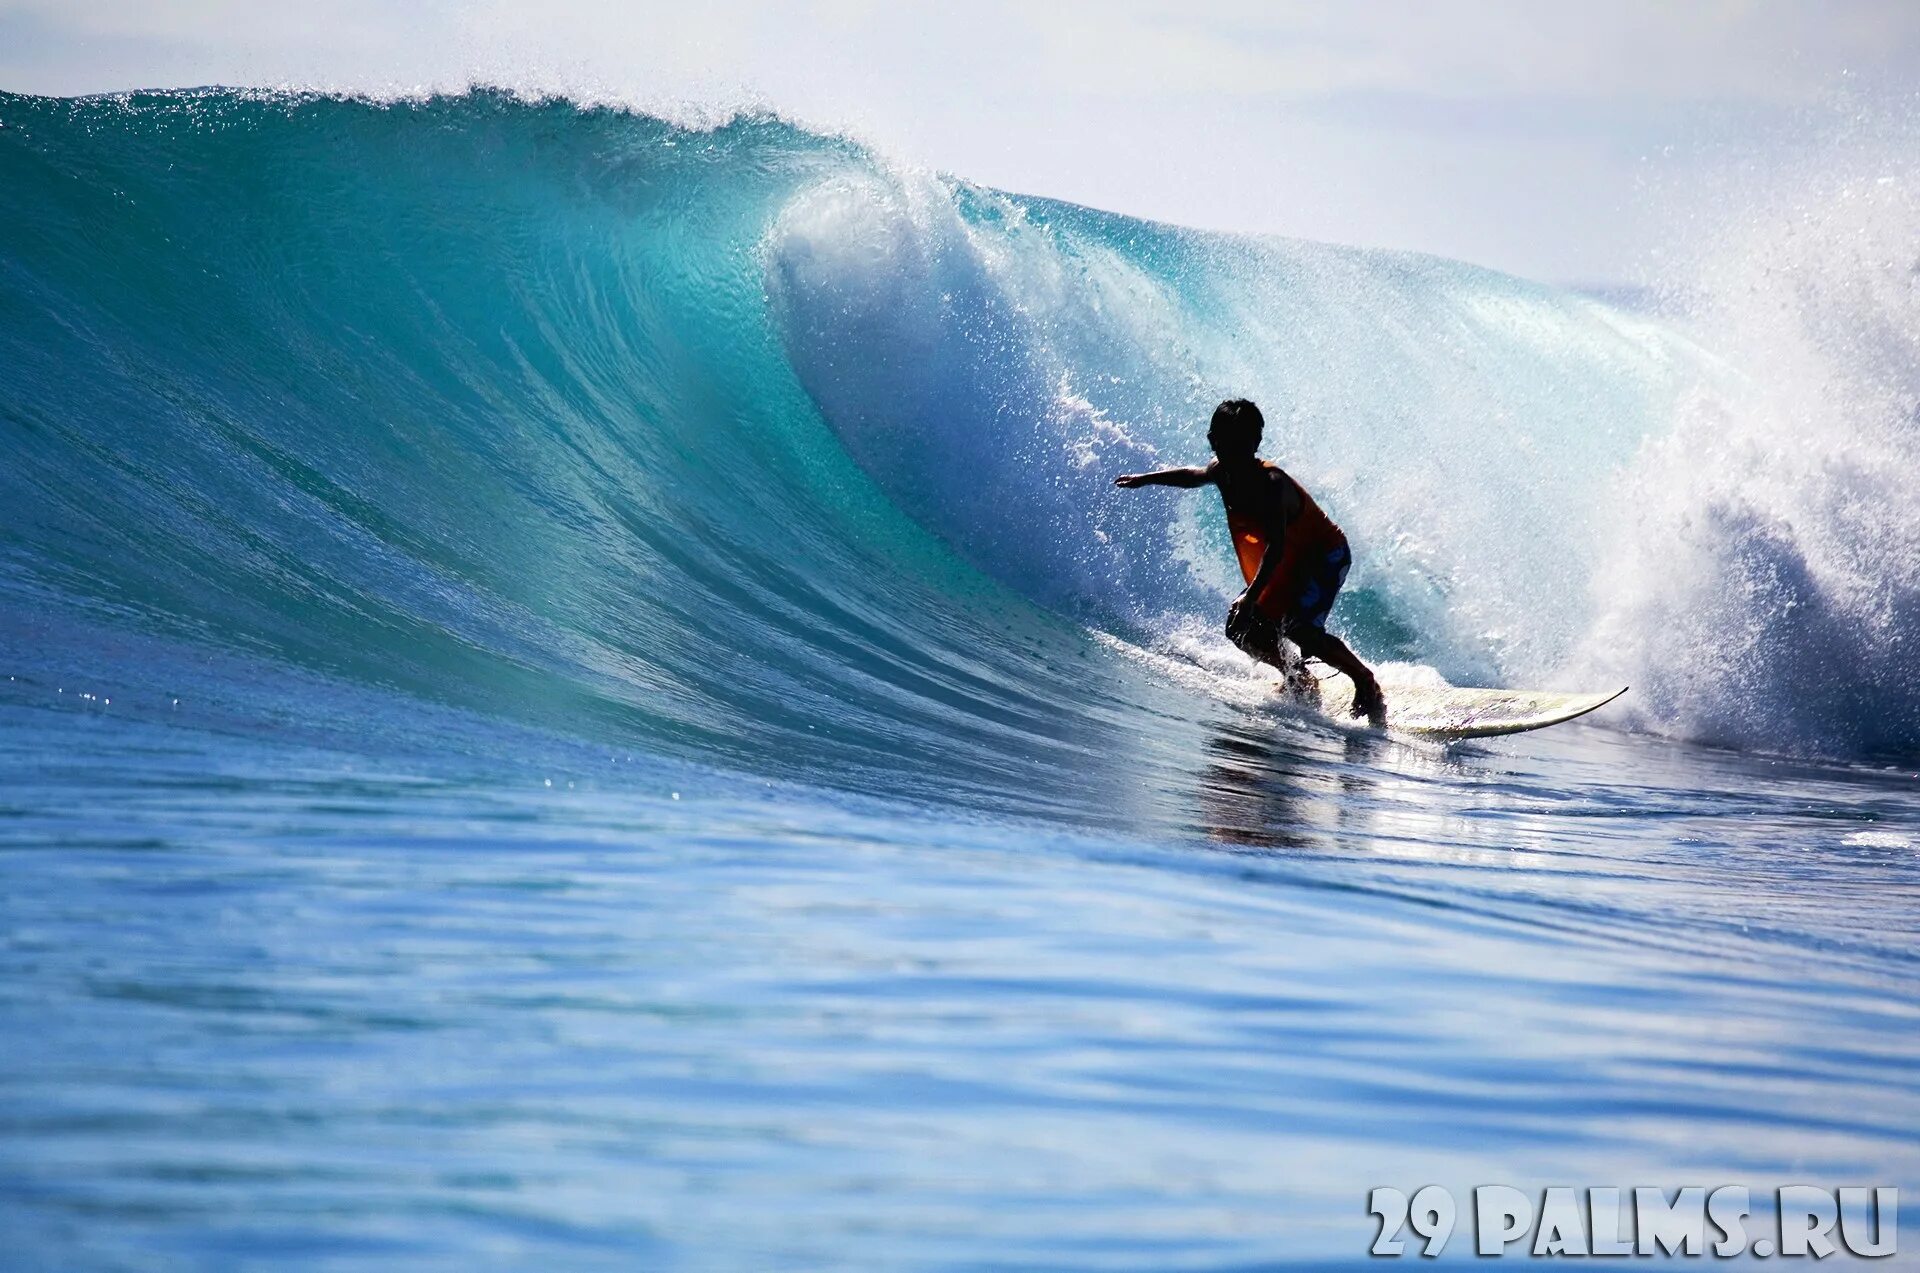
[2,89,1917,1270]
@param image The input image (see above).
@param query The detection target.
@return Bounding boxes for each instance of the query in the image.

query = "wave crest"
[1584,169,1920,755]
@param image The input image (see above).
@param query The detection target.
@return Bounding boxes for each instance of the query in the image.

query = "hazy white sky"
[6,1,1919,281]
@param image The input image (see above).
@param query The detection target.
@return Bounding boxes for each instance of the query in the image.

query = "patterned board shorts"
[1226,542,1352,661]
[1288,541,1352,635]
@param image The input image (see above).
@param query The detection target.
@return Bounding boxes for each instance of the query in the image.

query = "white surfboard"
[1310,675,1628,739]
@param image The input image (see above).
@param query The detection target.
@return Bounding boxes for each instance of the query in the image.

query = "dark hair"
[1209,398,1264,447]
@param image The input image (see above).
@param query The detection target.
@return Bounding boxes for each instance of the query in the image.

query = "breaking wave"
[1,87,1912,768]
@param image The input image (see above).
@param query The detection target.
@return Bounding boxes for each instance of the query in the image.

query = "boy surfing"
[1114,398,1386,720]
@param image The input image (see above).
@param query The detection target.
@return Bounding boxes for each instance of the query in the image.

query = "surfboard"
[1309,675,1628,739]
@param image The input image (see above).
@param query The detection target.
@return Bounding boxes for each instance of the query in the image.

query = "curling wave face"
[1,88,1913,770]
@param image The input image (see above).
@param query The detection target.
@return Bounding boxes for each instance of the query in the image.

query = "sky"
[5,1,1920,282]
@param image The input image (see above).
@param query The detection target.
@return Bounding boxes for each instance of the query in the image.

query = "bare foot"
[1351,676,1387,724]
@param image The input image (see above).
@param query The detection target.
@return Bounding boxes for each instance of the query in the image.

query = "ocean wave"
[1,88,1911,765]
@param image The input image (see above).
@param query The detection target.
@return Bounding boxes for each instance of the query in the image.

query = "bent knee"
[1286,622,1330,651]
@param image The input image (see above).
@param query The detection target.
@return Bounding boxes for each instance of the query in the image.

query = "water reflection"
[1195,718,1393,849]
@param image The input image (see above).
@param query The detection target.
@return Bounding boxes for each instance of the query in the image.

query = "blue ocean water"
[2,89,1917,1269]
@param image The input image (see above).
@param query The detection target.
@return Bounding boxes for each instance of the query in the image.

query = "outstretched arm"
[1114,464,1214,490]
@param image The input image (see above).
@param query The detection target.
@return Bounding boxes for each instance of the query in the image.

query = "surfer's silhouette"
[1115,398,1385,720]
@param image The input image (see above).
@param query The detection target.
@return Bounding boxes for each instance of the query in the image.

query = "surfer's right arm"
[1113,463,1215,489]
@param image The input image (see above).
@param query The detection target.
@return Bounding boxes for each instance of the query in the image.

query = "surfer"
[1114,398,1386,720]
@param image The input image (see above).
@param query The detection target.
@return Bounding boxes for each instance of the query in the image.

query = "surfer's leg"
[1293,627,1384,720]
[1285,544,1384,721]
[1226,601,1315,693]
[1226,599,1284,665]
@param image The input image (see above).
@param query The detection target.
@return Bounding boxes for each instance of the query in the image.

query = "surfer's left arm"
[1113,464,1214,489]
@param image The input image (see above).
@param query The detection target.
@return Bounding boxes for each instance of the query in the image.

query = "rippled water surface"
[5,700,1915,1270]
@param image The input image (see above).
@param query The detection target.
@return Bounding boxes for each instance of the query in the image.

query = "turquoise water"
[2,89,1918,1268]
